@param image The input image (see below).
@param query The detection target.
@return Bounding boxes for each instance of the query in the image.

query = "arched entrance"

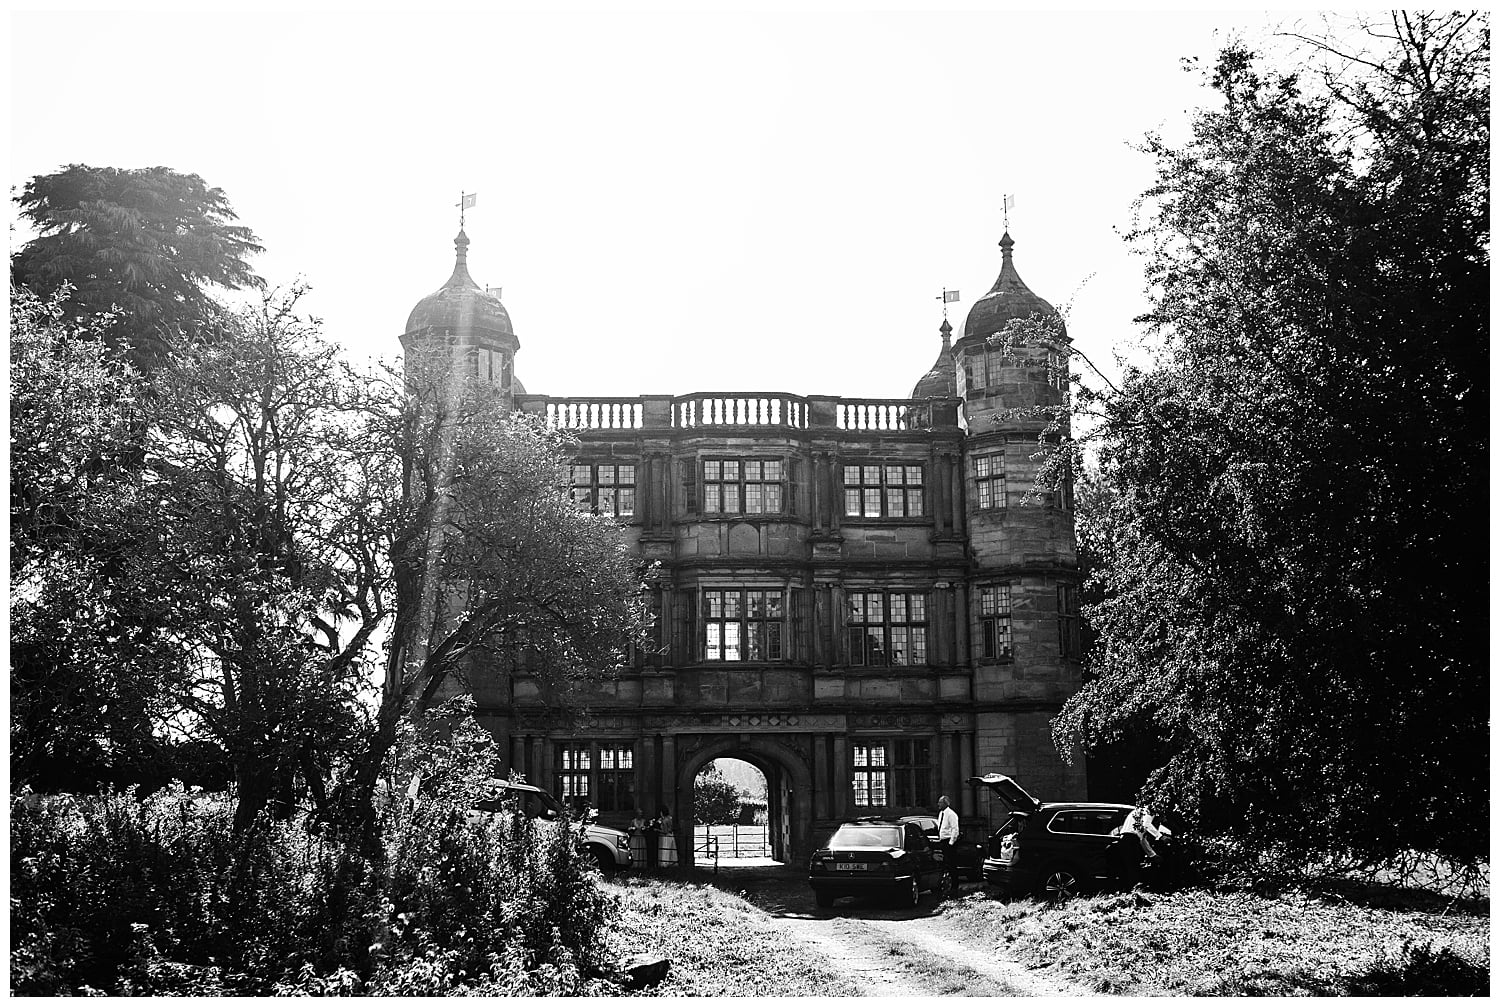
[694,759,768,858]
[676,736,812,868]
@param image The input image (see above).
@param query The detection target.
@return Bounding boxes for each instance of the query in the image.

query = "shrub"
[10,784,614,995]
[1346,939,1489,997]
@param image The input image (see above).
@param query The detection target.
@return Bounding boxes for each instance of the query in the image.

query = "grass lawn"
[589,874,861,997]
[939,884,1490,996]
[580,866,1488,997]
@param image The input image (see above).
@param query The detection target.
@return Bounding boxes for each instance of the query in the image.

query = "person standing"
[628,808,649,867]
[937,795,960,850]
[655,805,678,869]
[936,794,960,891]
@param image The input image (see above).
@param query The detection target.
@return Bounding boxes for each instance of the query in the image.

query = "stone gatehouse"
[400,228,1085,864]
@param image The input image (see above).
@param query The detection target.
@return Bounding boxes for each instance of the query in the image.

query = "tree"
[326,349,653,845]
[12,165,264,369]
[1053,15,1488,872]
[9,284,164,790]
[693,765,744,825]
[137,286,375,830]
[12,276,651,838]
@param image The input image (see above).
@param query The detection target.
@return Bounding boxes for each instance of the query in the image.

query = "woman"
[628,808,649,866]
[654,805,678,869]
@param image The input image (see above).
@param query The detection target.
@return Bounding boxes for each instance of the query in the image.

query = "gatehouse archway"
[676,736,812,868]
[693,758,768,859]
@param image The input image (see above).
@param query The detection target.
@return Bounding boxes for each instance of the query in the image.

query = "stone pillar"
[529,736,546,788]
[946,731,962,807]
[661,734,677,818]
[827,455,842,534]
[640,733,660,814]
[950,451,965,535]
[809,733,826,820]
[954,582,971,673]
[807,395,839,429]
[931,583,950,669]
[830,585,845,665]
[810,453,826,533]
[672,589,692,666]
[651,452,670,531]
[641,394,673,429]
[932,451,949,536]
[832,734,850,819]
[813,584,831,666]
[659,583,675,666]
[960,729,977,817]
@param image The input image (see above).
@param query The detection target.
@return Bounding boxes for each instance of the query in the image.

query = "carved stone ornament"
[792,714,847,730]
[722,713,801,729]
[784,734,813,761]
[850,712,938,729]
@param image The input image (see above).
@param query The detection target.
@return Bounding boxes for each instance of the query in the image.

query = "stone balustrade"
[674,393,808,429]
[537,398,645,430]
[836,398,932,431]
[514,393,960,432]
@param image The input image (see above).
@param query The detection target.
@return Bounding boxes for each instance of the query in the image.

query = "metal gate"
[693,824,771,859]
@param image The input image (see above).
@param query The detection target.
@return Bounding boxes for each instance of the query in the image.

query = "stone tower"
[400,229,521,395]
[953,231,1084,800]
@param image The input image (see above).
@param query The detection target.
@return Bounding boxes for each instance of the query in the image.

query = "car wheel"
[591,846,614,874]
[939,870,956,900]
[814,890,836,909]
[1039,865,1085,903]
[901,876,920,908]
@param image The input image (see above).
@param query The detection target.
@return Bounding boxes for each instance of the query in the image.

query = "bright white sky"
[11,6,1317,400]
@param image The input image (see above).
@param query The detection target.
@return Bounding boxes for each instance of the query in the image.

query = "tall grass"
[10,785,613,995]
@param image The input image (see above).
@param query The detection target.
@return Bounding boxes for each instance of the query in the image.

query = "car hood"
[967,773,1042,814]
[588,823,629,841]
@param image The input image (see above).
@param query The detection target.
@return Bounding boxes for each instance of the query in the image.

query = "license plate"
[835,863,868,871]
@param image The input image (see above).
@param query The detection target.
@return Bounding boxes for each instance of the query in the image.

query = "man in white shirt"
[936,794,960,854]
[1121,805,1163,858]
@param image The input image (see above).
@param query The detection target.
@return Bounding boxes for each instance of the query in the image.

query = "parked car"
[898,814,985,880]
[969,773,1141,901]
[807,817,953,909]
[469,778,633,874]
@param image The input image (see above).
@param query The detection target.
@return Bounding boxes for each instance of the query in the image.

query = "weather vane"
[936,287,960,319]
[1003,193,1015,231]
[457,191,477,228]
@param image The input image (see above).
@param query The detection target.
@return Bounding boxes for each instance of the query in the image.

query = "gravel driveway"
[693,864,1086,997]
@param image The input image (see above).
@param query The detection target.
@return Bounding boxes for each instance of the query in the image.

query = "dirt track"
[704,864,1086,997]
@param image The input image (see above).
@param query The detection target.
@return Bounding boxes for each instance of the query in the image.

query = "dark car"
[808,818,953,909]
[970,773,1141,901]
[898,815,985,880]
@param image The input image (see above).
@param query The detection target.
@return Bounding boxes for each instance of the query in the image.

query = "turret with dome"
[909,318,958,399]
[960,231,1066,348]
[946,231,1070,412]
[400,229,524,393]
[909,230,1068,409]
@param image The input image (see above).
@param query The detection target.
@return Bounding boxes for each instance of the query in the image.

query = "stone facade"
[401,229,1086,864]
